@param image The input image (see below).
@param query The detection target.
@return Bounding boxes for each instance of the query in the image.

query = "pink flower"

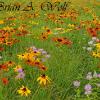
[84,84,92,91]
[97,74,100,78]
[15,72,25,79]
[17,68,23,73]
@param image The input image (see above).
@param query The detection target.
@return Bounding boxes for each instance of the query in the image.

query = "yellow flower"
[13,65,22,72]
[65,29,73,32]
[92,52,100,58]
[0,20,4,24]
[30,50,41,56]
[95,43,100,49]
[3,26,13,31]
[17,86,31,96]
[29,21,38,25]
[17,51,40,60]
[92,52,97,57]
[17,53,28,60]
[68,24,75,28]
[37,74,50,85]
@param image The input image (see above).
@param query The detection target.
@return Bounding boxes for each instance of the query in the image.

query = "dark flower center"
[22,88,27,92]
[42,74,46,78]
[57,39,62,42]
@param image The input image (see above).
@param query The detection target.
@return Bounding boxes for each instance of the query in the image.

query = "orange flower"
[46,29,52,35]
[26,59,47,71]
[0,37,5,44]
[40,33,48,40]
[87,28,97,37]
[0,47,4,51]
[6,61,15,67]
[52,37,72,46]
[2,78,9,85]
[0,64,8,71]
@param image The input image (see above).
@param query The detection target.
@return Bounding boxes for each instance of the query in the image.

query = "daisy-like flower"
[92,52,100,57]
[37,74,50,85]
[13,65,22,72]
[3,26,13,31]
[15,72,25,79]
[95,43,100,49]
[17,86,31,96]
[84,84,92,91]
[6,61,15,67]
[88,41,94,45]
[84,84,92,95]
[0,20,4,24]
[17,54,26,60]
[73,80,80,87]
[87,47,92,52]
[68,24,75,28]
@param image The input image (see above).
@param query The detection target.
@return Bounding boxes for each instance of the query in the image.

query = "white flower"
[87,47,92,51]
[88,41,94,45]
[92,37,97,41]
[73,81,80,87]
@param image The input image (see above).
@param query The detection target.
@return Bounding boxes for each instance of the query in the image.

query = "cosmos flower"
[84,84,92,91]
[73,80,80,87]
[84,84,92,95]
[15,72,25,79]
[17,68,23,73]
[37,74,51,85]
[17,85,31,96]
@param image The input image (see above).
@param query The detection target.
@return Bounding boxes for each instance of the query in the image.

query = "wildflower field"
[0,0,100,100]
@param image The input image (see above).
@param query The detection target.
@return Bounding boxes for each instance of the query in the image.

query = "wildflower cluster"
[83,37,100,52]
[73,71,100,98]
[17,46,50,71]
